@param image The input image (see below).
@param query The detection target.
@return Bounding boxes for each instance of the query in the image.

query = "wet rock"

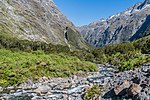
[128,83,142,97]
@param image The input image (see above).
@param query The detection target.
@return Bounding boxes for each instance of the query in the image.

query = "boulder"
[114,80,130,95]
[34,85,50,94]
[128,83,142,96]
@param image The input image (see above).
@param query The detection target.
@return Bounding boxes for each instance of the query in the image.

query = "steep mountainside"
[0,0,87,49]
[130,15,150,41]
[78,0,150,47]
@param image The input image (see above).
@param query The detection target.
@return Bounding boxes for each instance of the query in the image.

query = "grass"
[0,49,97,86]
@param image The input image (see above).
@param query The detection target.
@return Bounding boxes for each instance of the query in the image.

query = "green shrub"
[0,49,97,86]
[84,85,103,100]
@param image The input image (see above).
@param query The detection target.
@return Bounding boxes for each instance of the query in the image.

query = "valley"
[0,0,150,100]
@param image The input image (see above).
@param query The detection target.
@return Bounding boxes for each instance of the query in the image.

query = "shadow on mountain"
[130,15,150,41]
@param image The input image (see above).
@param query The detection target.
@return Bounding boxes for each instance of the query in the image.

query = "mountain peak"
[78,0,150,47]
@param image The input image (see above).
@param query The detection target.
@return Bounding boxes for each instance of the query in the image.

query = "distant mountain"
[77,0,150,47]
[0,0,87,49]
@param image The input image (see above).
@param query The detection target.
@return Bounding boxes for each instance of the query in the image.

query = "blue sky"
[54,0,144,26]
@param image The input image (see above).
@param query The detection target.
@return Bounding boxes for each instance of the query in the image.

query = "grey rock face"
[0,0,86,48]
[138,0,150,9]
[77,0,150,47]
[130,15,150,41]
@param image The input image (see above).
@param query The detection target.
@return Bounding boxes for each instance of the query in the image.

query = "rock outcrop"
[128,83,142,97]
[113,80,130,96]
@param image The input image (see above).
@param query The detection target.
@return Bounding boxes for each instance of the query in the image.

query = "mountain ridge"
[77,0,150,47]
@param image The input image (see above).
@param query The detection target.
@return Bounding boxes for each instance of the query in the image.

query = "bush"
[141,39,150,54]
[84,85,103,100]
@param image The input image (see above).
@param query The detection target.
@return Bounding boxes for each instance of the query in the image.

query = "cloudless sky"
[54,0,144,26]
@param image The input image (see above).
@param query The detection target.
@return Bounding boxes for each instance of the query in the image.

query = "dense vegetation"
[133,35,150,54]
[92,36,150,71]
[0,30,150,86]
[0,32,98,86]
[0,49,97,86]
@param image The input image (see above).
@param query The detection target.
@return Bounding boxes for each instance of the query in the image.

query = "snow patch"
[108,13,120,19]
[142,4,150,9]
[124,10,131,15]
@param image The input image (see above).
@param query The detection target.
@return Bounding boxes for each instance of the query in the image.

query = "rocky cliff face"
[78,0,150,47]
[0,0,87,49]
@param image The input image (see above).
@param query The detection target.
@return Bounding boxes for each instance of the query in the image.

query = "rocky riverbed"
[0,64,149,100]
